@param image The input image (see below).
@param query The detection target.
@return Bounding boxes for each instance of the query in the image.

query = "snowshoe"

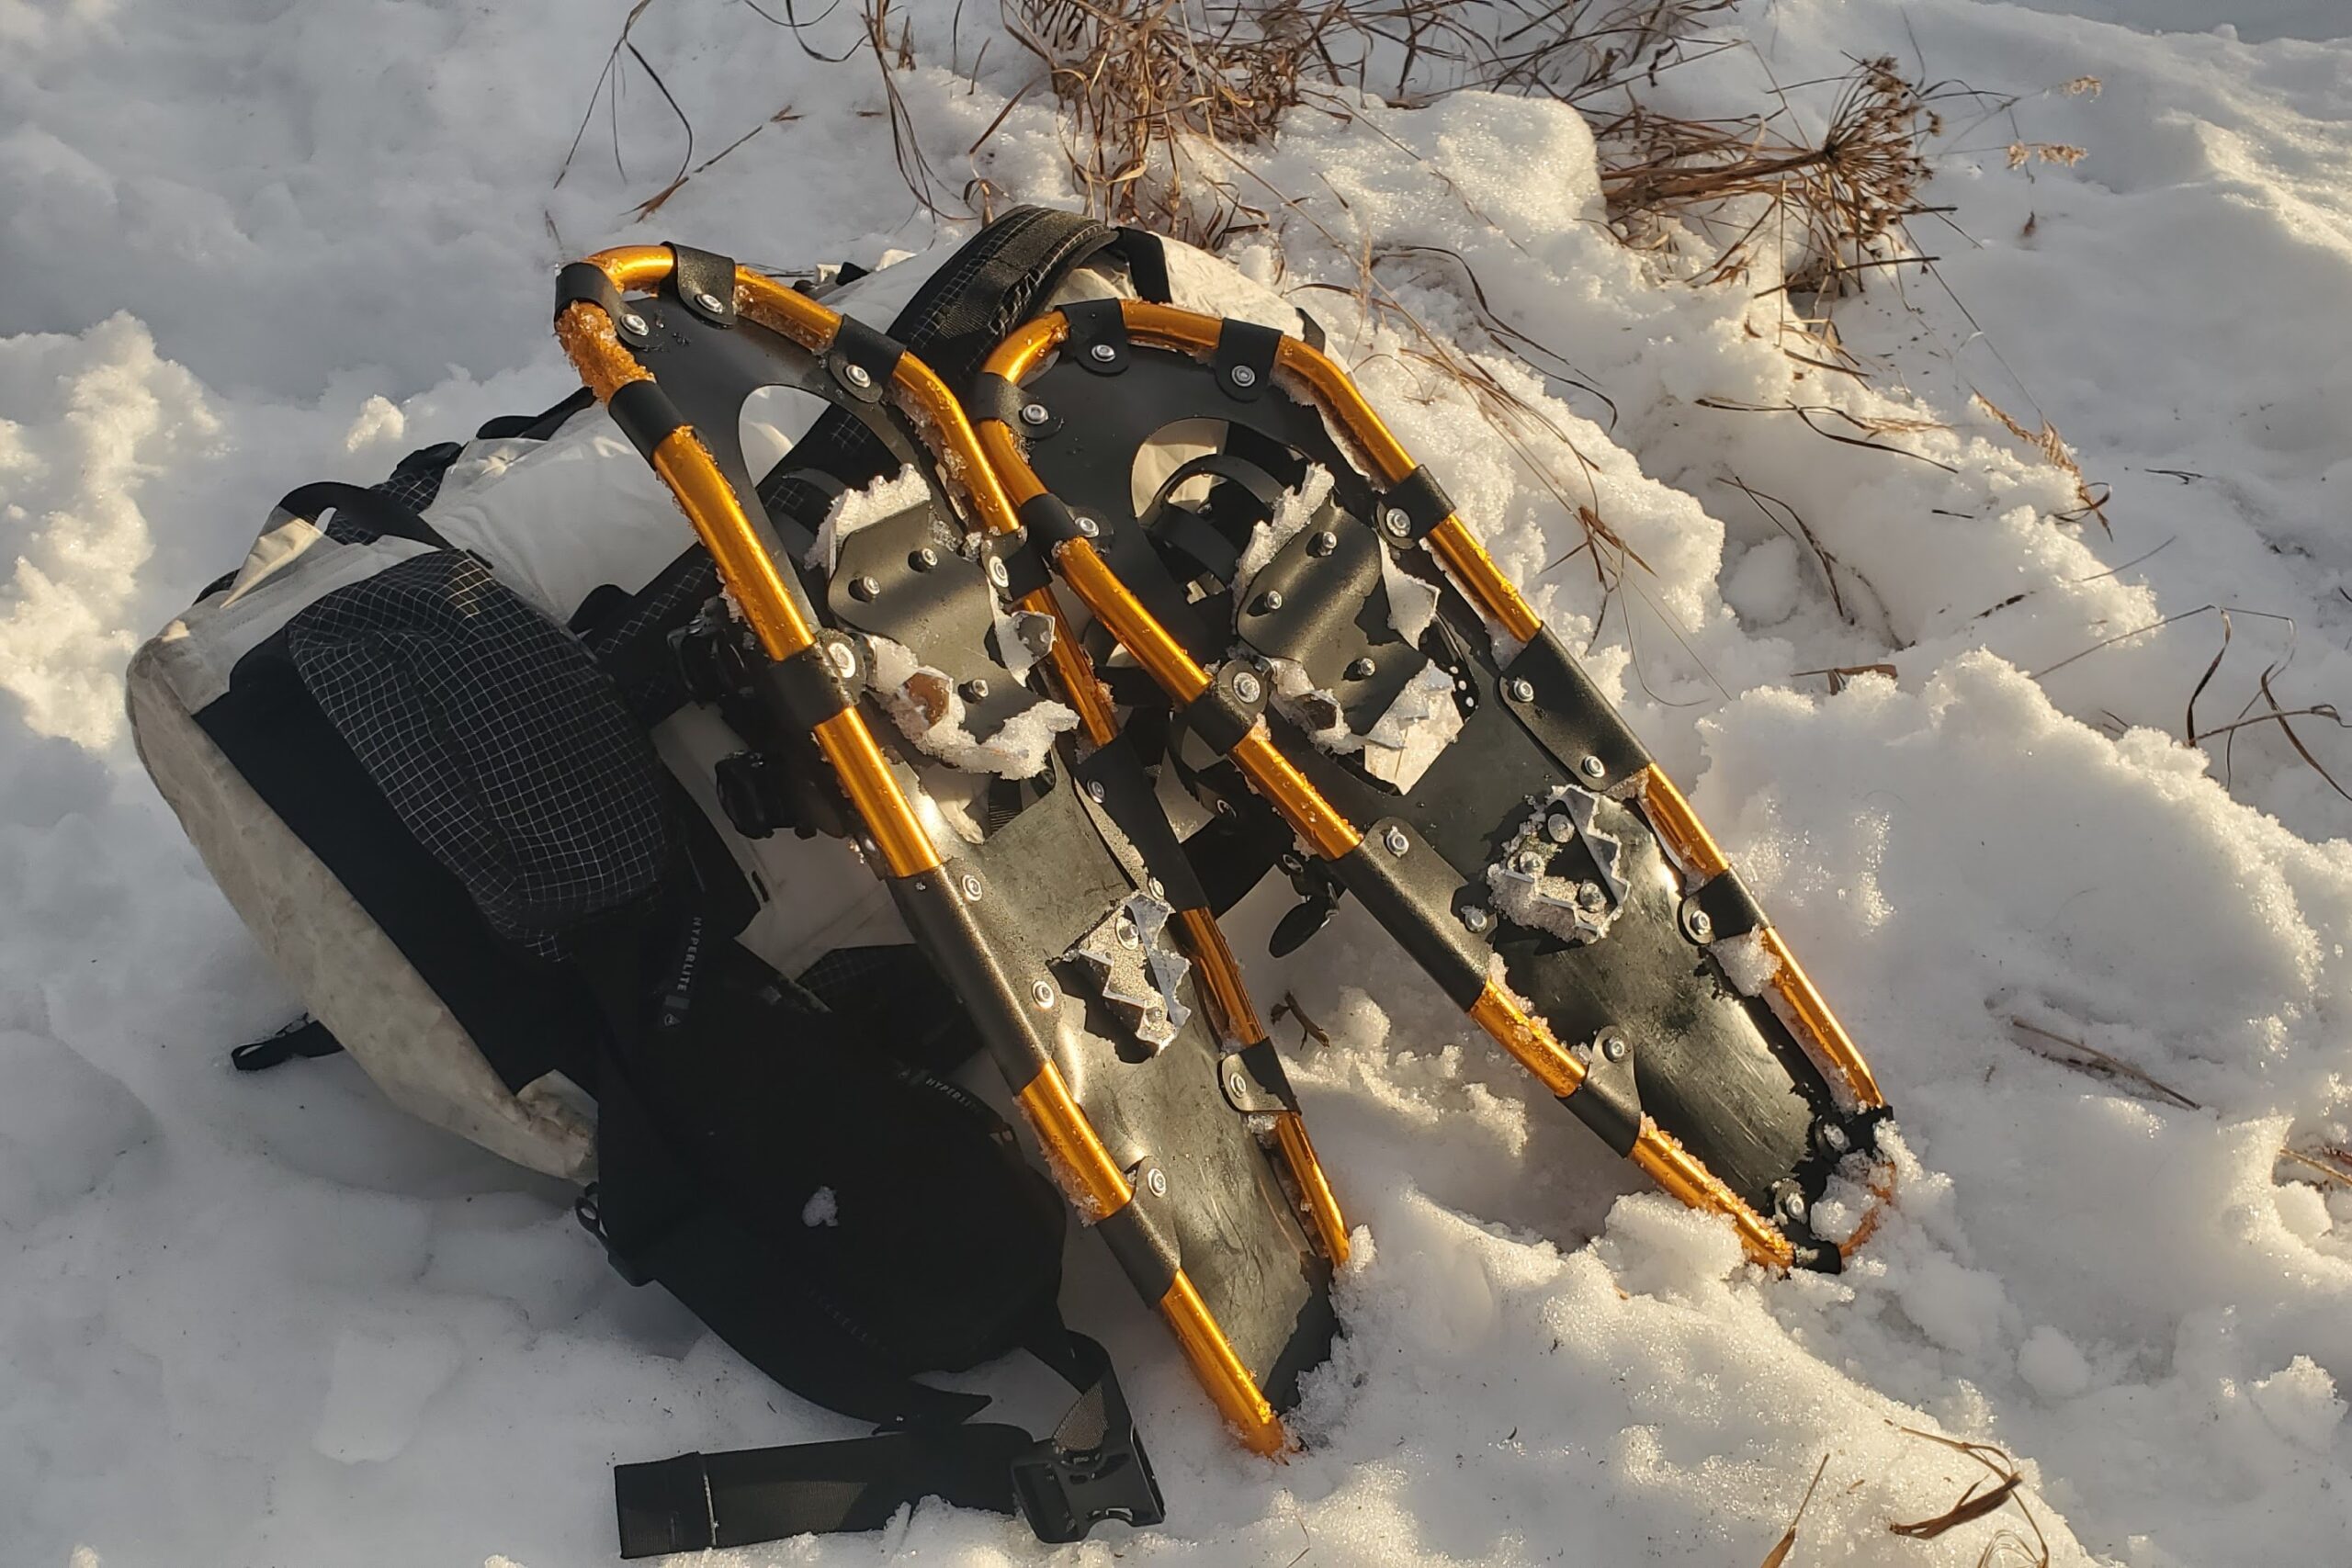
[967,298,1893,1269]
[553,245,1349,1469]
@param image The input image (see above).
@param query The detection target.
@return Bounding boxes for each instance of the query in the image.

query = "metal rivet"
[1254,590,1284,614]
[1687,908,1713,941]
[1230,671,1263,705]
[1089,342,1117,364]
[1506,677,1535,703]
[1076,513,1100,537]
[1600,1031,1629,1063]
[1510,849,1543,875]
[910,547,939,570]
[1462,906,1491,933]
[987,557,1011,589]
[824,640,859,679]
[1228,1070,1250,1100]
[1148,877,1165,898]
[1116,917,1140,949]
[1820,1122,1851,1155]
[1382,507,1412,538]
[1578,754,1607,780]
[1229,364,1258,389]
[850,575,880,601]
[1216,799,1238,818]
[1345,657,1376,681]
[1577,882,1606,911]
[1308,531,1338,557]
[695,290,726,313]
[1020,401,1051,426]
[961,678,990,702]
[1780,1190,1809,1222]
[1544,812,1574,843]
[1383,826,1410,856]
[1087,781,1106,804]
[1032,980,1057,1010]
[1145,1168,1168,1198]
[620,312,649,336]
[843,363,873,390]
[961,874,984,902]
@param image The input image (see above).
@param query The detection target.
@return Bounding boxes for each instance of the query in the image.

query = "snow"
[5,1,2352,1566]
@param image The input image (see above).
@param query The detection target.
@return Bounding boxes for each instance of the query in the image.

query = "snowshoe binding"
[968,298,1893,1270]
[554,247,1348,1484]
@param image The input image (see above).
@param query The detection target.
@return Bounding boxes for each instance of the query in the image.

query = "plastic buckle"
[1010,1427,1165,1542]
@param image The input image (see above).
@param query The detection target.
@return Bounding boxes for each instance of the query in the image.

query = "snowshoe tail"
[555,250,1346,1465]
[971,299,1893,1270]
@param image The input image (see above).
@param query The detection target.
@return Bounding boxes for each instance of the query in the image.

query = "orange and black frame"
[971,298,1892,1270]
[553,249,1348,1504]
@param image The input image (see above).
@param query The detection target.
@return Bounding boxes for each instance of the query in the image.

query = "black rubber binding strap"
[554,261,649,345]
[1681,867,1767,945]
[970,370,1049,434]
[665,243,739,326]
[1561,1037,1642,1156]
[1497,629,1653,787]
[1093,1183,1182,1303]
[753,636,859,733]
[1376,466,1453,544]
[1060,299,1130,375]
[1211,319,1283,404]
[1182,662,1268,756]
[826,314,904,404]
[982,532,1054,603]
[607,379,688,464]
[1114,229,1172,304]
[1329,819,1487,1008]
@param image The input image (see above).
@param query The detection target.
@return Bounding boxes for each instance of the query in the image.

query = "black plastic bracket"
[1329,818,1487,1008]
[1680,868,1766,945]
[1218,1039,1297,1114]
[1211,319,1283,403]
[608,379,687,463]
[1182,662,1268,756]
[753,635,860,734]
[982,531,1055,603]
[664,243,739,327]
[1094,1174,1182,1303]
[1010,1344,1165,1541]
[1497,628,1652,788]
[553,262,649,346]
[1018,491,1095,550]
[1061,299,1131,375]
[971,371,1051,434]
[1560,1029,1642,1156]
[1375,467,1453,544]
[826,315,904,404]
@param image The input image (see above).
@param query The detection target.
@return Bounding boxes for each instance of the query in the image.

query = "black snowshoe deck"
[555,249,1345,1468]
[972,298,1892,1270]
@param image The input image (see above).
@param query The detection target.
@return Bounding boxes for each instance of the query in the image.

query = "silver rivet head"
[824,640,859,679]
[1231,671,1263,705]
[1148,877,1165,898]
[1087,781,1106,804]
[850,575,880,601]
[1020,401,1051,426]
[961,874,984,902]
[695,290,725,313]
[1462,906,1491,933]
[1511,849,1543,875]
[1507,677,1535,703]
[1600,1031,1629,1062]
[620,313,649,335]
[1544,812,1574,843]
[1384,826,1410,856]
[1382,507,1412,537]
[1256,590,1284,614]
[1577,882,1606,911]
[843,362,873,389]
[910,547,939,570]
[1345,657,1376,681]
[1308,531,1338,557]
[1687,908,1713,941]
[1578,754,1607,780]
[1031,979,1057,1010]
[987,557,1011,589]
[1228,1070,1250,1100]
[1821,1123,1851,1155]
[1780,1190,1809,1222]
[1229,364,1258,389]
[1145,1168,1168,1198]
[961,678,990,702]
[1089,342,1117,364]
[1076,513,1100,537]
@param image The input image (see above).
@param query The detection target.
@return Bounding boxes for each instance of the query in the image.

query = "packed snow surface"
[5,2,2352,1565]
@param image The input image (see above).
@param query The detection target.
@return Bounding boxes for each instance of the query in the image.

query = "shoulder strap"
[612,1318,1161,1554]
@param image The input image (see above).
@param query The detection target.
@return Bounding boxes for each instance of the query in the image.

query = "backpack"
[129,209,1335,1551]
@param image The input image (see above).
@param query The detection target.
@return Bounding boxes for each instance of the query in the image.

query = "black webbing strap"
[230,1017,344,1072]
[276,481,453,551]
[614,1324,1160,1553]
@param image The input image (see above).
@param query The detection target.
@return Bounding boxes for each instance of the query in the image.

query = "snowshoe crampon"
[554,247,1347,1472]
[970,299,1893,1270]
